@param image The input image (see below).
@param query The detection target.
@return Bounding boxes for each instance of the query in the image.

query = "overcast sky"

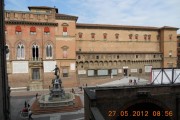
[5,0,180,33]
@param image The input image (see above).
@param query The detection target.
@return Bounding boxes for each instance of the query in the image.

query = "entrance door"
[123,69,128,76]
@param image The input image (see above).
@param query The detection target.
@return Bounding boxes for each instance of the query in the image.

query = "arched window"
[61,46,69,58]
[115,33,119,39]
[63,50,67,58]
[169,34,172,40]
[91,33,95,39]
[32,44,39,60]
[144,34,147,40]
[135,34,138,39]
[46,44,53,59]
[129,34,133,39]
[17,43,25,59]
[103,33,107,40]
[148,35,151,40]
[78,32,83,39]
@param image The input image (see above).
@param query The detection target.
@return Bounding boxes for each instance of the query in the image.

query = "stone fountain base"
[31,95,83,115]
[38,92,75,107]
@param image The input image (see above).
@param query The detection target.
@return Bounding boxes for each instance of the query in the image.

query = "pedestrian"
[36,93,38,99]
[24,101,27,108]
[86,83,87,87]
[28,103,30,109]
[72,88,75,94]
[28,109,33,120]
[134,79,137,85]
[80,86,82,91]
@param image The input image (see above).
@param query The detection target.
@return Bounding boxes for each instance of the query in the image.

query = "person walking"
[28,109,33,120]
[24,101,27,108]
[36,93,38,99]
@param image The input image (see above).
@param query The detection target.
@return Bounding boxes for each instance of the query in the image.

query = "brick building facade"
[177,34,180,68]
[4,6,179,90]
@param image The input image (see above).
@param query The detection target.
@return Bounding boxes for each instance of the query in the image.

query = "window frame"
[46,44,53,59]
[17,43,25,60]
[32,68,40,80]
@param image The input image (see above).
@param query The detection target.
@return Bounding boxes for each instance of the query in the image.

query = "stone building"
[4,6,179,90]
[177,34,180,68]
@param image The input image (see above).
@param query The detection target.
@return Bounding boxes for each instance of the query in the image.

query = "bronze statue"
[53,65,60,77]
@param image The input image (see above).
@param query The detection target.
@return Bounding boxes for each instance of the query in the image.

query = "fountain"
[38,65,75,107]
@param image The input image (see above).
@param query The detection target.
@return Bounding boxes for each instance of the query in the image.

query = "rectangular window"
[88,70,94,76]
[63,50,67,58]
[97,69,108,76]
[111,69,118,75]
[62,68,68,77]
[63,27,68,36]
[32,68,40,80]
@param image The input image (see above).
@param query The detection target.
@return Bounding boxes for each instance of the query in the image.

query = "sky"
[5,0,180,33]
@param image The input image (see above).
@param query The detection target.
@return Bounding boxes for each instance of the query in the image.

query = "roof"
[56,13,78,21]
[77,23,179,31]
[77,23,159,30]
[160,26,179,30]
[28,6,58,13]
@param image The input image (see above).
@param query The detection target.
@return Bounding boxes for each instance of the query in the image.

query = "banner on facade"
[145,65,152,73]
[123,66,128,69]
[131,69,138,73]
[78,70,86,74]
[70,63,75,70]
[43,61,57,72]
[12,61,28,73]
[118,69,122,73]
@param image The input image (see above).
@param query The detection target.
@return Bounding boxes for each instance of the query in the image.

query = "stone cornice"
[76,51,162,54]
[55,14,78,21]
[5,20,58,26]
[55,16,78,21]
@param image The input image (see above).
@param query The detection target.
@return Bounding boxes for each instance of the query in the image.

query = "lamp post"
[0,0,11,119]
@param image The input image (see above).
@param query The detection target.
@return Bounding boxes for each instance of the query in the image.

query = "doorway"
[123,69,128,76]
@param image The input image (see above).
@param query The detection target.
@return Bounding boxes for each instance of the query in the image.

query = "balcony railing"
[29,57,42,62]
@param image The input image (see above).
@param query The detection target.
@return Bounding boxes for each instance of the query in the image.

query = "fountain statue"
[38,65,75,107]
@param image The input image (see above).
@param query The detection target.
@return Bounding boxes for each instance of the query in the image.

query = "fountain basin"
[39,92,75,107]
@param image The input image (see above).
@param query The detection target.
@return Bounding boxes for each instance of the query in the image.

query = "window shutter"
[30,27,36,32]
[44,27,50,32]
[16,26,21,32]
[63,27,67,32]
